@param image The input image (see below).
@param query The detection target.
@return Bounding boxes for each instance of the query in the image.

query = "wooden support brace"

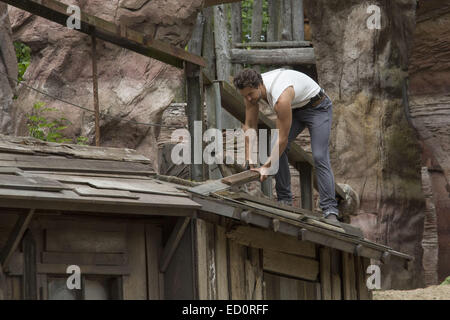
[0,209,35,271]
[160,217,191,272]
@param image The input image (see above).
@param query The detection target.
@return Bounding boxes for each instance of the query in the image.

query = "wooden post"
[213,4,241,130]
[297,162,313,210]
[251,0,263,73]
[22,229,37,300]
[281,0,292,41]
[187,13,205,182]
[230,2,243,75]
[267,0,280,42]
[214,4,231,81]
[91,33,100,147]
[292,0,305,41]
[186,64,203,182]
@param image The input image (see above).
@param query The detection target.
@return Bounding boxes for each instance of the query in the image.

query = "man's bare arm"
[252,86,294,181]
[243,100,259,166]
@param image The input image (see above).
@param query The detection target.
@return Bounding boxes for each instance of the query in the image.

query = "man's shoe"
[323,209,339,221]
[278,199,293,206]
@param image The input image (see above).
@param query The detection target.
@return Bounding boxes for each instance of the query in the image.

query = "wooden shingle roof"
[0,134,414,265]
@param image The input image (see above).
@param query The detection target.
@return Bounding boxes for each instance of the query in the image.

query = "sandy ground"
[373,285,450,300]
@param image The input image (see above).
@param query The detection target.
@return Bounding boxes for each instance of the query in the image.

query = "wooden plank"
[330,248,342,300]
[292,0,305,41]
[251,0,263,43]
[0,136,151,163]
[204,0,242,6]
[297,162,313,210]
[342,252,357,300]
[0,209,35,271]
[225,225,316,258]
[355,257,371,300]
[2,0,205,68]
[221,170,260,186]
[230,48,315,65]
[73,187,139,199]
[319,247,332,300]
[280,0,292,41]
[37,264,130,275]
[215,225,229,300]
[234,41,311,48]
[41,252,128,266]
[122,223,147,299]
[267,0,280,42]
[232,192,313,216]
[160,217,191,272]
[22,230,37,299]
[45,228,127,253]
[0,174,67,192]
[195,219,208,299]
[205,222,217,299]
[299,228,356,254]
[230,2,243,75]
[214,4,231,81]
[263,249,319,281]
[245,247,263,299]
[228,240,247,299]
[145,225,163,300]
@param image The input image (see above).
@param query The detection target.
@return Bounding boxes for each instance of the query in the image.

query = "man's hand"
[250,165,272,182]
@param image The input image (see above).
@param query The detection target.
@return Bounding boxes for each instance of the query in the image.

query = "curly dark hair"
[233,69,263,90]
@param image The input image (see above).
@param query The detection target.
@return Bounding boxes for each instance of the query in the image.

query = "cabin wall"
[0,211,170,300]
[0,212,372,300]
[193,217,373,300]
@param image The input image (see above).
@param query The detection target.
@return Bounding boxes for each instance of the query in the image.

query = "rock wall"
[4,0,203,171]
[305,0,424,289]
[408,0,450,284]
[0,3,17,135]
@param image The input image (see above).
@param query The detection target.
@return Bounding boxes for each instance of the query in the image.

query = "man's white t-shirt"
[262,68,321,109]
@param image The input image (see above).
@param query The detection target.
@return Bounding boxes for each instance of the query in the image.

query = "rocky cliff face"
[0,3,17,135]
[4,0,203,170]
[408,0,450,284]
[305,0,424,289]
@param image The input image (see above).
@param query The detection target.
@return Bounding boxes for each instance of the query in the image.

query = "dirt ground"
[373,285,450,300]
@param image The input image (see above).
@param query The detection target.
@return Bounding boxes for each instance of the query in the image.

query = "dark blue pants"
[274,95,339,213]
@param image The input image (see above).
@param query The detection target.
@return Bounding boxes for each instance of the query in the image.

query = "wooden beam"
[204,0,242,7]
[221,170,260,186]
[263,249,319,281]
[91,34,100,147]
[22,230,37,300]
[231,48,315,65]
[226,225,316,258]
[0,209,35,271]
[160,217,191,272]
[234,40,311,48]
[320,247,332,300]
[2,0,205,68]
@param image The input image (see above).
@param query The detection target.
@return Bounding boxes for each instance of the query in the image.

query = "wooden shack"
[0,134,413,300]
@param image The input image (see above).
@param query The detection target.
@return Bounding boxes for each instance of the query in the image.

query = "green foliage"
[228,0,270,43]
[14,42,31,83]
[26,101,89,145]
[441,276,450,286]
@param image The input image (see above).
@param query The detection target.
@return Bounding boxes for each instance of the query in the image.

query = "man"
[233,68,339,221]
